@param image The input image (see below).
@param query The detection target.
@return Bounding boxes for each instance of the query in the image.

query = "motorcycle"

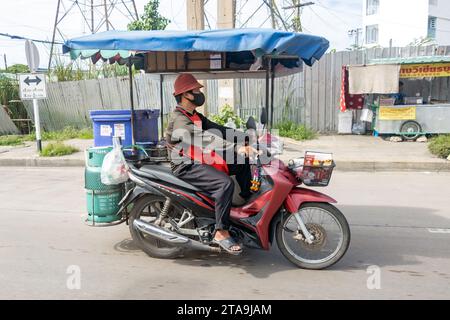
[118,112,350,270]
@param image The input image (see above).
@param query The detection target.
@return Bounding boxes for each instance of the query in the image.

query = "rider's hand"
[237,145,258,158]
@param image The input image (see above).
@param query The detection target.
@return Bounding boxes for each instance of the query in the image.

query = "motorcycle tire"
[276,202,350,270]
[129,195,184,259]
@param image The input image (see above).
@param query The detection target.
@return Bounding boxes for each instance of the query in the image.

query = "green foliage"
[25,126,93,141]
[210,104,244,128]
[50,55,129,82]
[128,0,170,31]
[0,135,25,146]
[40,142,79,157]
[408,37,435,47]
[275,121,316,141]
[428,135,450,159]
[0,77,28,120]
[6,64,29,74]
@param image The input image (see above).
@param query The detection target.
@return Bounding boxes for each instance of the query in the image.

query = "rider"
[165,73,256,255]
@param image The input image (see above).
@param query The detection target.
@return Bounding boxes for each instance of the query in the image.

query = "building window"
[366,25,379,44]
[366,0,379,15]
[428,16,437,39]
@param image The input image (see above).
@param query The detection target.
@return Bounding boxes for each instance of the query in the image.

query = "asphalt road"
[0,167,449,300]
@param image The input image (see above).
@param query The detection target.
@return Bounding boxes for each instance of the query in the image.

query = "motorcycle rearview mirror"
[260,107,268,125]
[246,116,257,130]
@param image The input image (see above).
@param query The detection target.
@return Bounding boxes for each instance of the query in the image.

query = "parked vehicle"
[118,113,350,270]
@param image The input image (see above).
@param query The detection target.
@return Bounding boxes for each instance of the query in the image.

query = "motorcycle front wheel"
[276,203,350,270]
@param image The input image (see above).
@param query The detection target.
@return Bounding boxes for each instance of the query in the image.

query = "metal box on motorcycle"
[90,109,160,148]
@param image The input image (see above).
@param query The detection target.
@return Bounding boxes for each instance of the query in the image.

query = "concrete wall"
[429,0,450,45]
[363,0,429,47]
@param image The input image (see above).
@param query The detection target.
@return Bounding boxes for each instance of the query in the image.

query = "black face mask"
[187,92,205,106]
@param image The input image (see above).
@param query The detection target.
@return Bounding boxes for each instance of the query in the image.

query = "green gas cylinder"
[85,146,123,224]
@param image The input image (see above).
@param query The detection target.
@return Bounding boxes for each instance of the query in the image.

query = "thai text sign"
[400,63,450,78]
[379,106,416,120]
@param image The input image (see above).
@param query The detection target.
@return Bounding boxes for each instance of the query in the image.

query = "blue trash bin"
[90,109,160,147]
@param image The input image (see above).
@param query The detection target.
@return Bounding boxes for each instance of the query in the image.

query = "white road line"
[428,228,450,234]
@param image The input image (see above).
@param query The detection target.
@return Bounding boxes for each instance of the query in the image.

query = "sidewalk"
[0,135,449,171]
[280,135,450,172]
[0,139,92,167]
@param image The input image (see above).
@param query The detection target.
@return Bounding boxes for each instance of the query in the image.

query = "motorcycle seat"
[132,164,246,207]
[133,164,203,193]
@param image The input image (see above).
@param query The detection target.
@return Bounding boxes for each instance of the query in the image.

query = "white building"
[362,0,450,47]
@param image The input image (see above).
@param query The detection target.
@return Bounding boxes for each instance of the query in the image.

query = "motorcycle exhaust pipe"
[133,219,221,253]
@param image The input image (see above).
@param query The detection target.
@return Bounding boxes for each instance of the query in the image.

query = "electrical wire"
[0,32,64,45]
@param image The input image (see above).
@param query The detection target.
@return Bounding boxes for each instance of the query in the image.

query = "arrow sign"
[24,76,42,86]
[19,73,47,100]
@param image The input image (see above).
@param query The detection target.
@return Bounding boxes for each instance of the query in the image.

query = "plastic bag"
[101,137,129,185]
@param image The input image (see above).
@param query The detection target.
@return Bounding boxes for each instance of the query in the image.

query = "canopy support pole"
[128,61,136,146]
[160,74,164,140]
[265,58,270,130]
[270,63,275,131]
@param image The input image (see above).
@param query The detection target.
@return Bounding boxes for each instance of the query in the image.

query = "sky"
[0,0,362,68]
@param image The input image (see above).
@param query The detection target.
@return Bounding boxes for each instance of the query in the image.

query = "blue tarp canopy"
[63,28,329,67]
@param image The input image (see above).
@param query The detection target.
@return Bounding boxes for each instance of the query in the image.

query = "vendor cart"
[368,56,450,140]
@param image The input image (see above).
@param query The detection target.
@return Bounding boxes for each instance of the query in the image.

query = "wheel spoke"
[281,206,346,266]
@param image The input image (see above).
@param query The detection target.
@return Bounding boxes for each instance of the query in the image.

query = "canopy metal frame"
[124,53,301,144]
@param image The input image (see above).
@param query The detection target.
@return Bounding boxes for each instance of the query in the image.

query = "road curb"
[0,158,85,167]
[0,158,449,172]
[334,161,450,172]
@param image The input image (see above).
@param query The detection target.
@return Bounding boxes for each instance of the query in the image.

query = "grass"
[428,135,450,159]
[24,126,94,141]
[0,135,25,146]
[1,126,93,147]
[275,121,317,141]
[40,142,79,157]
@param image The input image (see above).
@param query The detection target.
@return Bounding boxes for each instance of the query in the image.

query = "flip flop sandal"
[212,237,243,256]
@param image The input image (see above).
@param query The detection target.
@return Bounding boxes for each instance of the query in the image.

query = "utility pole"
[217,0,236,112]
[282,1,315,32]
[3,54,7,70]
[270,0,277,28]
[348,28,362,49]
[186,0,207,114]
[187,0,205,30]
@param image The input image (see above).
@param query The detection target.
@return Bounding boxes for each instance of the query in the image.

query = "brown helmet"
[173,73,203,96]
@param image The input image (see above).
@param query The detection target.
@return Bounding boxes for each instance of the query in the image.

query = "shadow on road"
[113,204,450,278]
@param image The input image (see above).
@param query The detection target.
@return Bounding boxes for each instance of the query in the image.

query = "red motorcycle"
[120,117,350,270]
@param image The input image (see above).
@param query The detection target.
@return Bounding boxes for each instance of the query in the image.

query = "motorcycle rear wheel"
[129,195,184,259]
[276,203,350,270]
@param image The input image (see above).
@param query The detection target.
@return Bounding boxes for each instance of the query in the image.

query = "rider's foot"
[214,230,242,253]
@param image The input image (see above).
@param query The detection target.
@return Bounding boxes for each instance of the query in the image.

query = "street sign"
[19,74,47,100]
[25,40,40,72]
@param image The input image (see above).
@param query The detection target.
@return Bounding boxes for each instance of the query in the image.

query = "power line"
[0,32,64,45]
[314,0,353,27]
[307,5,340,31]
[239,2,266,28]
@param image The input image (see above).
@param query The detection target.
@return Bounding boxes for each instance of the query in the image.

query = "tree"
[127,0,170,31]
[6,64,29,74]
[408,37,435,47]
